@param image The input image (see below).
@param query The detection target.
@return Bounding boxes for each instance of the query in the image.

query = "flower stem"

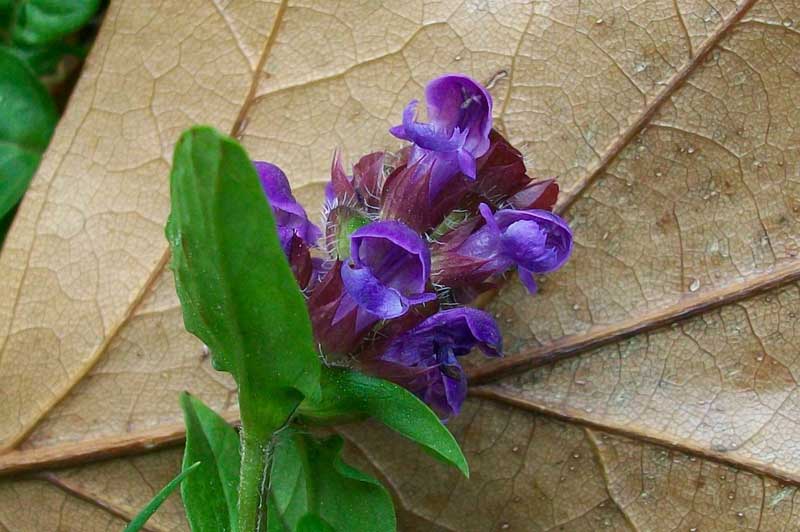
[238,429,270,532]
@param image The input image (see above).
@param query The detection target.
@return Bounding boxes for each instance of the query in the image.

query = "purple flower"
[432,203,573,294]
[342,220,436,320]
[390,74,492,199]
[255,161,322,253]
[363,308,501,418]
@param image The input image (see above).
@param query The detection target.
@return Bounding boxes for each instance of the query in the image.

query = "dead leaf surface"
[1,0,800,529]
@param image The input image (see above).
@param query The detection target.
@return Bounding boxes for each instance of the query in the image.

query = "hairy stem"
[238,430,270,532]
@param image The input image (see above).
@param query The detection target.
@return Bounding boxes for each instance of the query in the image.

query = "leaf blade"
[0,47,56,219]
[180,392,241,532]
[166,126,320,439]
[300,367,469,477]
[12,0,101,45]
[268,429,396,532]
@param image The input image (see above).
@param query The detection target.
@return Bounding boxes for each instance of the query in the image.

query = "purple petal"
[254,161,322,250]
[349,221,431,294]
[518,268,538,294]
[397,101,465,152]
[424,74,492,157]
[419,307,503,357]
[341,262,407,319]
[494,209,573,273]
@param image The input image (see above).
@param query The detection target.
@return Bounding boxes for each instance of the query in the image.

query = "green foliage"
[0,47,56,244]
[166,126,321,439]
[123,462,200,532]
[164,128,470,532]
[0,1,102,245]
[267,429,396,532]
[300,366,469,477]
[180,393,242,532]
[11,0,100,45]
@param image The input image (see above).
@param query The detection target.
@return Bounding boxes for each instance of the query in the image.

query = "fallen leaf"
[1,0,800,530]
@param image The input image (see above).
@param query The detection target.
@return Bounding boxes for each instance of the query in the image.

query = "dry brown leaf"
[1,0,799,529]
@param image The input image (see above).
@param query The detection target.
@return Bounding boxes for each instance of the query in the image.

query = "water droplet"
[513,496,522,503]
[689,528,698,532]
[783,18,793,27]
[569,466,576,471]
[512,445,520,453]
[573,453,581,459]
[687,146,696,154]
[655,171,662,177]
[634,62,647,73]
[728,493,735,500]
[455,55,462,61]
[602,231,609,240]
[689,279,700,292]
[573,304,580,311]
[689,457,697,462]
[720,475,727,480]
[756,355,764,362]
[736,512,744,518]
[560,476,566,482]
[501,523,510,530]
[595,18,604,25]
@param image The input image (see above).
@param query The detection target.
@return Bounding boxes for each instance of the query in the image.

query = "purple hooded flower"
[432,203,573,294]
[255,161,322,252]
[363,308,501,418]
[341,220,436,320]
[390,74,492,199]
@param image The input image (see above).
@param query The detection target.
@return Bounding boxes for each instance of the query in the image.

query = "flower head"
[363,308,501,418]
[249,73,573,419]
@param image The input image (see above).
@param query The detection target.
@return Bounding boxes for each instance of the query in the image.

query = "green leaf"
[12,0,101,45]
[3,40,83,75]
[166,126,320,441]
[123,461,200,532]
[267,429,396,532]
[0,204,17,247]
[299,366,469,477]
[0,47,57,222]
[297,514,336,532]
[180,392,241,532]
